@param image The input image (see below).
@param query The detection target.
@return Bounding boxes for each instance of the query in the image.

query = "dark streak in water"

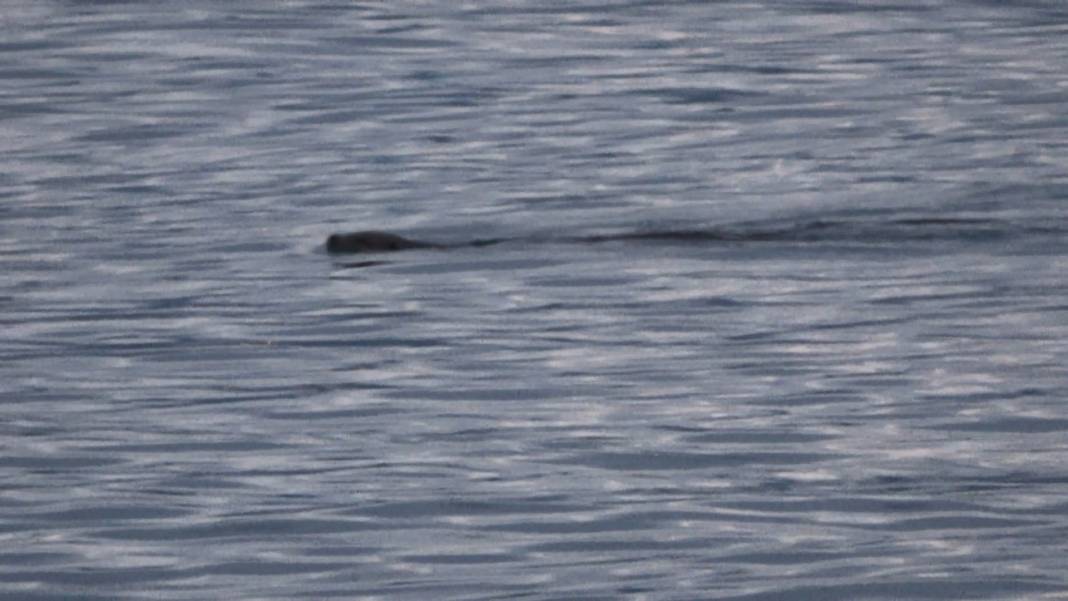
[326,216,1062,255]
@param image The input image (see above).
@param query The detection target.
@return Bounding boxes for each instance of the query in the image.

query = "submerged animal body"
[326,231,436,254]
[323,228,745,255]
[325,217,1028,255]
[326,231,506,254]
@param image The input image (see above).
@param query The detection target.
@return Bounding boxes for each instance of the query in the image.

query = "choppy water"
[3,2,1068,599]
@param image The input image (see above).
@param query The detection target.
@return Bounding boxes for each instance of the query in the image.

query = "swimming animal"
[326,231,437,254]
[323,228,746,254]
[325,216,1030,255]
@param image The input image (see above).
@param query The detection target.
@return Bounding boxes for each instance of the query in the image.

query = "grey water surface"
[3,1,1068,599]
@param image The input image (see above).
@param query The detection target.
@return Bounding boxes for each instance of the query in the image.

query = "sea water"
[3,2,1068,599]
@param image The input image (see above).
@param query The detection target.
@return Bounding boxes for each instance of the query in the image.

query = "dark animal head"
[326,231,425,254]
[326,234,346,253]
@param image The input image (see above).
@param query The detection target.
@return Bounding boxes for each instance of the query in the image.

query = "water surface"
[3,1,1068,599]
